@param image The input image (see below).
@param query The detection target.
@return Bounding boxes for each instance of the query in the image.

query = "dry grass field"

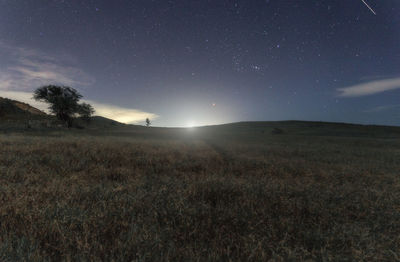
[1,121,400,261]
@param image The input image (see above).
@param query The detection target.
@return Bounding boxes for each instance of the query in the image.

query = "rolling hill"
[0,97,47,119]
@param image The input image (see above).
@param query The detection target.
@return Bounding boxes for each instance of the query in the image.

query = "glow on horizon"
[185,121,197,128]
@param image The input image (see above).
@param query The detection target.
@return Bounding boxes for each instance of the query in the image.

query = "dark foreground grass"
[0,125,400,261]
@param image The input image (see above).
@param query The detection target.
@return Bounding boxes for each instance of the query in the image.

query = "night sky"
[0,1,399,127]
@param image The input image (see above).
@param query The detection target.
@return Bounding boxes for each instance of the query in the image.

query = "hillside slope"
[0,97,46,119]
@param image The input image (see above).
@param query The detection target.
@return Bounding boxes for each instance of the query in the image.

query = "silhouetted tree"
[33,85,94,127]
[146,118,151,127]
[77,103,95,122]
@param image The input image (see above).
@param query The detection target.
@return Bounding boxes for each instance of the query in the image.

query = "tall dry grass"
[0,129,399,261]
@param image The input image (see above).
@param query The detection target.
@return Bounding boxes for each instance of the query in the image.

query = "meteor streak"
[361,0,376,15]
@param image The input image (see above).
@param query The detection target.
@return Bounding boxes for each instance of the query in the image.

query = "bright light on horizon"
[185,121,197,128]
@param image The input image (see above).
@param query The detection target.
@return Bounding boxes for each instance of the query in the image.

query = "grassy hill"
[0,100,400,260]
[0,97,46,119]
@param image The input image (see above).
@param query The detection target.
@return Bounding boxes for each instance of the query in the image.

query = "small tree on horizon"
[33,85,94,127]
[146,118,151,127]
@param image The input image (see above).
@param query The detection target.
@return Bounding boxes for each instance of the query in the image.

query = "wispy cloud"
[337,77,400,97]
[0,90,158,124]
[0,41,94,91]
[364,104,400,113]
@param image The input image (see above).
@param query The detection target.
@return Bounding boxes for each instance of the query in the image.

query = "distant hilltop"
[0,97,47,119]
